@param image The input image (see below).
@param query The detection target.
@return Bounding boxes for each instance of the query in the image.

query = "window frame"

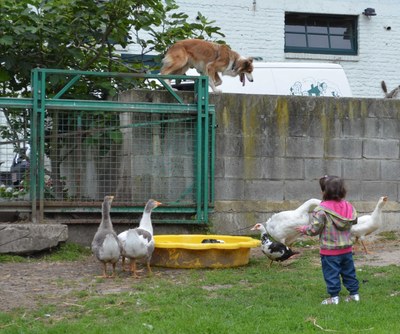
[284,13,358,56]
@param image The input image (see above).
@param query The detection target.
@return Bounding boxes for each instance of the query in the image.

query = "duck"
[351,196,388,254]
[251,223,300,267]
[265,198,321,245]
[118,199,162,278]
[91,195,121,278]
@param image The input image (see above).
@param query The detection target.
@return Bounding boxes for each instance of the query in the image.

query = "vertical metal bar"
[38,70,46,222]
[30,70,38,223]
[201,76,209,223]
[195,78,203,223]
[76,112,82,198]
[210,106,216,204]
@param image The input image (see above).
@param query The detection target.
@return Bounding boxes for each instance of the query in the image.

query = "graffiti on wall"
[290,78,342,97]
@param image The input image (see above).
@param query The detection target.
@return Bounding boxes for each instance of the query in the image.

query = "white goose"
[91,195,121,278]
[265,198,321,245]
[118,199,162,278]
[351,196,388,254]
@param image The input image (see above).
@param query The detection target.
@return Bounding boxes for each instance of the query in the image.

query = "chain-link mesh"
[0,109,31,201]
[1,108,198,206]
[43,109,197,205]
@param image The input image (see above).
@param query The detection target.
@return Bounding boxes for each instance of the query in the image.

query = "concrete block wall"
[209,93,400,234]
[125,0,400,98]
[120,90,400,236]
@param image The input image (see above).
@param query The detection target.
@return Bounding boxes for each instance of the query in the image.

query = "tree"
[0,0,224,197]
[0,0,224,98]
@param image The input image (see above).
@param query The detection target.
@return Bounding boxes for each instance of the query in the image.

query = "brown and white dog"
[160,39,254,93]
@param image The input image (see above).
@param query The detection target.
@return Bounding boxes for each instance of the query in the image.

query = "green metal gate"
[0,69,215,224]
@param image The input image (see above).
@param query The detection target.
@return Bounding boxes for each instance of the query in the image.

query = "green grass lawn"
[1,243,400,333]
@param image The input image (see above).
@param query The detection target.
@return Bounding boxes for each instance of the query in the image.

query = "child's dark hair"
[319,175,347,201]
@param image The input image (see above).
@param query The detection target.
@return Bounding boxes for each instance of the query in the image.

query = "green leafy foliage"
[0,0,224,98]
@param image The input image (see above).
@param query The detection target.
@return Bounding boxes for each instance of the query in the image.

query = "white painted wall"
[124,0,400,98]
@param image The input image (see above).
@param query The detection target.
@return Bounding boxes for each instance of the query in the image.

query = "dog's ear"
[235,57,254,74]
[243,58,254,72]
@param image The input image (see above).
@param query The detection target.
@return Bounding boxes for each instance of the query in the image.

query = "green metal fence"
[0,69,215,224]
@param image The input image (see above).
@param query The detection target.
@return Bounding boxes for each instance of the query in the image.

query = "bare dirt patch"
[352,238,400,267]
[0,257,188,312]
[0,238,399,313]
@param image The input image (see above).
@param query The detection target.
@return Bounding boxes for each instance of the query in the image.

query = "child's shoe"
[321,296,339,305]
[345,294,360,302]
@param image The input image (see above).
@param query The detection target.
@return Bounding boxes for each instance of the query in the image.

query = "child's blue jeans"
[321,252,359,297]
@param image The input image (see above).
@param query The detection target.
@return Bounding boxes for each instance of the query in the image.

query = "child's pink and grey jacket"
[299,200,358,256]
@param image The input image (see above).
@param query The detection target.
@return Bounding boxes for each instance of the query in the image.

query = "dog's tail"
[160,53,173,74]
[160,43,188,75]
[382,80,400,98]
[381,80,388,94]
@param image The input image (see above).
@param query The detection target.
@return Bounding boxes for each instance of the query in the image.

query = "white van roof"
[185,62,352,97]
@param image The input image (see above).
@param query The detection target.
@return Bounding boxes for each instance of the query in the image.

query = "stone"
[0,223,68,254]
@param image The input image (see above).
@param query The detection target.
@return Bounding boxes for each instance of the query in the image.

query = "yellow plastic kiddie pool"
[151,235,260,269]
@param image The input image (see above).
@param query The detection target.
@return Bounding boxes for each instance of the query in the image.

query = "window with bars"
[285,13,358,55]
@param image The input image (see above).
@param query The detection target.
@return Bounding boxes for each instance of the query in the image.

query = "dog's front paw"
[211,89,222,94]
